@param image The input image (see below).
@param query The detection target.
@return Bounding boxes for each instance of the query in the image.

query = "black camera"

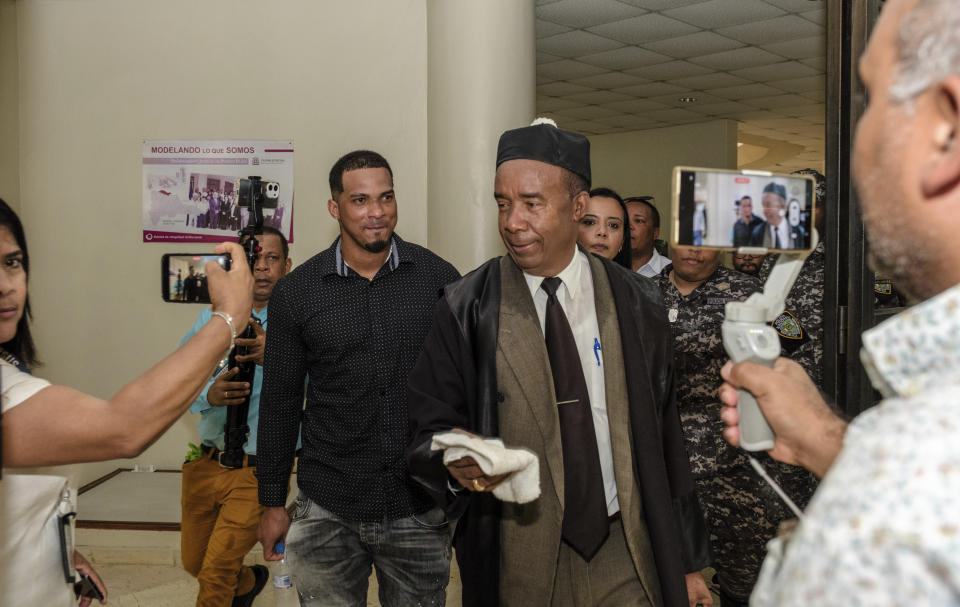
[236,176,279,209]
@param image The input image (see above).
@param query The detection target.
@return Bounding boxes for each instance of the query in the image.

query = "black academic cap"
[762,182,787,200]
[496,119,591,188]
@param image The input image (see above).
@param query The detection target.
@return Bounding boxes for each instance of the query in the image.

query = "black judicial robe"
[406,254,710,607]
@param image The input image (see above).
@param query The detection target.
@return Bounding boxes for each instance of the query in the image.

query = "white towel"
[430,432,541,504]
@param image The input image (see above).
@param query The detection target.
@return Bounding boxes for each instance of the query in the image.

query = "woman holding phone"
[0,198,253,606]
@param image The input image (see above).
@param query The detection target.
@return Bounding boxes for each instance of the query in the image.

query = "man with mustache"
[406,121,711,607]
[731,252,765,277]
[255,150,460,605]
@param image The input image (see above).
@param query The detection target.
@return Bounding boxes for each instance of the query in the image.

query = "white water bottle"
[272,542,299,607]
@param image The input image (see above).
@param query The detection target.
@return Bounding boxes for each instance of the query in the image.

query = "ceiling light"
[679,96,697,103]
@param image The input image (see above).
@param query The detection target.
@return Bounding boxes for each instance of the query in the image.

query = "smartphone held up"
[671,167,817,254]
[161,253,231,303]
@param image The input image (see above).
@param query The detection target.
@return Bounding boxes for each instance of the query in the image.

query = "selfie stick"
[722,230,818,451]
[220,178,267,469]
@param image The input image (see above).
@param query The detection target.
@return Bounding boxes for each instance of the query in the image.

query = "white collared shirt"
[637,248,670,278]
[771,219,790,249]
[522,248,619,516]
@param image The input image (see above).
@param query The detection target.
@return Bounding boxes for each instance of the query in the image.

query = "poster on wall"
[142,140,294,243]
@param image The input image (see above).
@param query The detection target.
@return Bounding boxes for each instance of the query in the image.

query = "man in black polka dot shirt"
[255,150,460,606]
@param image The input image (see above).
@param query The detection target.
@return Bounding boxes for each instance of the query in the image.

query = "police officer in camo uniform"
[655,246,791,607]
[757,168,826,511]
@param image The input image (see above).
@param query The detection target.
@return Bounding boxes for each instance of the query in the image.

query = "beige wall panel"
[427,0,535,273]
[588,120,739,244]
[0,0,18,210]
[16,0,427,485]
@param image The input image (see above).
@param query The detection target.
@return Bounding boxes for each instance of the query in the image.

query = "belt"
[201,444,257,468]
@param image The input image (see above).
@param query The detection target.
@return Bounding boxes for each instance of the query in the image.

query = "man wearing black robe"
[406,121,711,607]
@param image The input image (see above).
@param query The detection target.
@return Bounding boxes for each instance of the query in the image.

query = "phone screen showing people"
[161,253,229,303]
[672,167,816,252]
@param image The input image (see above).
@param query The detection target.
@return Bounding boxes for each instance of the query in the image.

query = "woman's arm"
[1,242,253,467]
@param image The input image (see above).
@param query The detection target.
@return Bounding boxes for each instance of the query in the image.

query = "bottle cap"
[275,541,285,555]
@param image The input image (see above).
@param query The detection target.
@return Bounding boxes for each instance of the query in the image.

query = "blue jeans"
[285,495,451,607]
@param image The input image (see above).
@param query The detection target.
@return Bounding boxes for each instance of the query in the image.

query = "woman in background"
[578,186,632,268]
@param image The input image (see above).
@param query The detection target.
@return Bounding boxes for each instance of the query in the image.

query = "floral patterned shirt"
[751,284,960,605]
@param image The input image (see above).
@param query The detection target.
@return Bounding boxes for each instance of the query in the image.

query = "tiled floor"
[76,474,714,606]
[89,547,710,607]
[92,556,464,607]
[75,470,463,606]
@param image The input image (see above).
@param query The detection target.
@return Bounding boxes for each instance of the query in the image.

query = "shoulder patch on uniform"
[874,280,893,295]
[772,311,803,340]
[715,283,730,291]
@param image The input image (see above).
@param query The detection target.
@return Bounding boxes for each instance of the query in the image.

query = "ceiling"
[535,0,826,173]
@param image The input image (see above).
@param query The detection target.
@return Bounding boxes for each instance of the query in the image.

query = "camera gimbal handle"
[722,230,818,451]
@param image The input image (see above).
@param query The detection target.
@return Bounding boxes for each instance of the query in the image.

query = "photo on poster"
[142,140,294,243]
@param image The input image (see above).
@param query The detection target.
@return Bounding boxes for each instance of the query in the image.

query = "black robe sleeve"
[405,295,476,511]
[406,259,504,607]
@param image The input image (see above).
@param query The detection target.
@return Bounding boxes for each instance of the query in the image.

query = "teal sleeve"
[180,308,217,415]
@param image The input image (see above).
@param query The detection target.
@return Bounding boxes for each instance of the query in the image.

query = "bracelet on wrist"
[210,311,236,368]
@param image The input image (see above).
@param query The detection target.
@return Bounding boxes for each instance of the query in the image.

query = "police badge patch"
[772,310,808,354]
[874,279,902,307]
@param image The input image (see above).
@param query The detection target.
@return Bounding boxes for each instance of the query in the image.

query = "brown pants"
[181,452,263,607]
[552,519,655,607]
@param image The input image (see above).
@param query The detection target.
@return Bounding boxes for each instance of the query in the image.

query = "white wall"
[588,120,739,244]
[11,0,428,485]
[0,0,18,211]
[6,2,738,487]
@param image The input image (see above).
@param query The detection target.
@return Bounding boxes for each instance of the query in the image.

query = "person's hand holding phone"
[718,357,847,479]
[206,242,253,332]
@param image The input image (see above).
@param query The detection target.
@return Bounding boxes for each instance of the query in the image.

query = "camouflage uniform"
[654,265,790,601]
[758,242,824,510]
[759,241,824,386]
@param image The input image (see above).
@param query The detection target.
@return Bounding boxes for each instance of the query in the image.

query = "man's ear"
[572,191,589,221]
[327,198,340,220]
[922,75,960,199]
[654,226,661,241]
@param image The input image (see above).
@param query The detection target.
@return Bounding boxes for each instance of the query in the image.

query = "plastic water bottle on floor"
[272,542,299,607]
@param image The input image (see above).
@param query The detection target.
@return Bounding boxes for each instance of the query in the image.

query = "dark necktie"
[540,277,609,561]
[773,225,782,248]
